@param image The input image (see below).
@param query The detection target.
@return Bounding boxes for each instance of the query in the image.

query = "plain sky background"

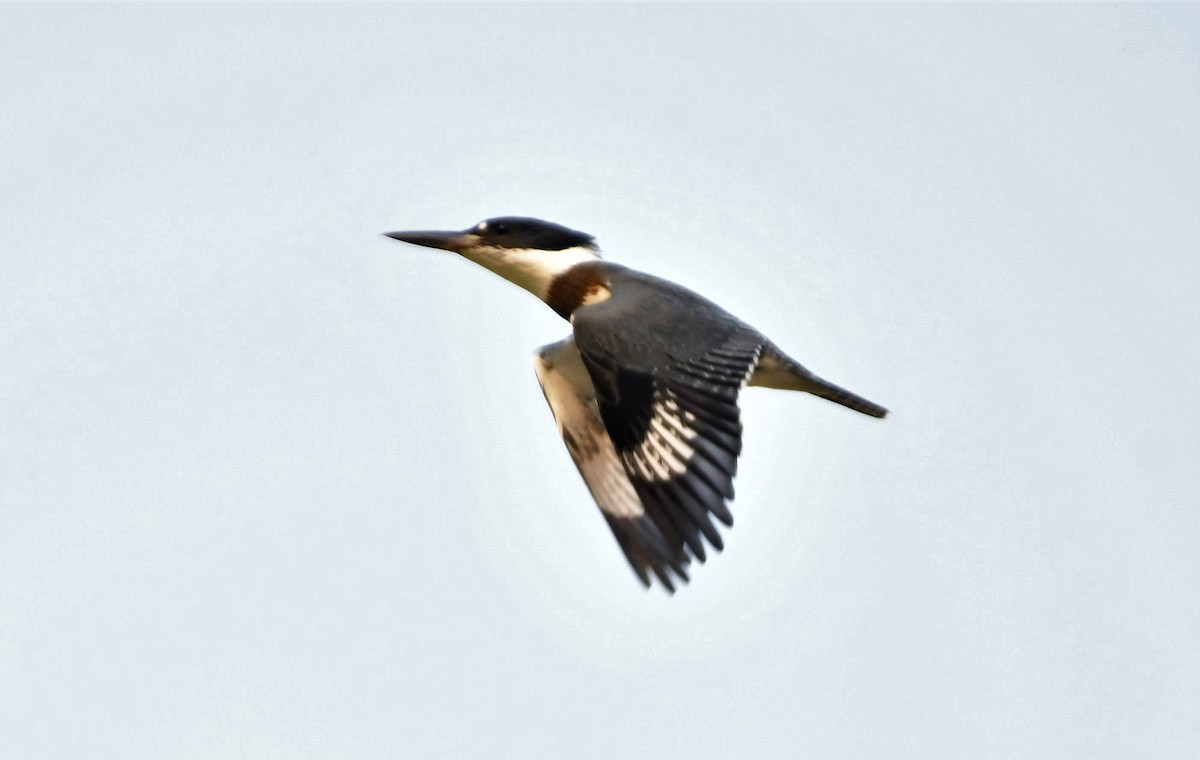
[3,4,1199,758]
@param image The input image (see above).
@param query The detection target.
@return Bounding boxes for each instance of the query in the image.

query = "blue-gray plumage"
[384,216,887,592]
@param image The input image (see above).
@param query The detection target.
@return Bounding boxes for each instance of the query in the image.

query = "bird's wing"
[534,338,691,591]
[570,269,767,569]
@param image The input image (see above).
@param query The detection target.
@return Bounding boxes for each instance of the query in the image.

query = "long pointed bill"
[382,229,477,252]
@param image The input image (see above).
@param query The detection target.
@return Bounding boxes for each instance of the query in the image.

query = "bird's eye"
[492,222,509,234]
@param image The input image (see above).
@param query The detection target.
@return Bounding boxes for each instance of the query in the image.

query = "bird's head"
[384,216,601,302]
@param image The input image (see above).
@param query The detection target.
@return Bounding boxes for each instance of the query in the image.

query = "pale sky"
[3,4,1199,758]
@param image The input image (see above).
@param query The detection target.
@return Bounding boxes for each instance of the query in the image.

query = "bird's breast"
[546,261,612,320]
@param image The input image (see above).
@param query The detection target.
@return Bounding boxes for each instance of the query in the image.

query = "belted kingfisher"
[385,216,887,592]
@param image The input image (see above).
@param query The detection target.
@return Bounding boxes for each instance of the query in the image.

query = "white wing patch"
[621,391,698,483]
[534,338,643,519]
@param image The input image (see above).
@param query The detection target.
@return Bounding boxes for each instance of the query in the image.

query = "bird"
[384,216,887,592]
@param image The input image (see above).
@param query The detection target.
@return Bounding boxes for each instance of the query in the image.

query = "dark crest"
[472,216,597,251]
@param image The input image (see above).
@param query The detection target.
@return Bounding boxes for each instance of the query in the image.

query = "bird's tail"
[802,375,888,418]
[747,346,888,418]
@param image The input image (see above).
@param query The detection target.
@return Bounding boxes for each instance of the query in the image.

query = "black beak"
[382,229,474,252]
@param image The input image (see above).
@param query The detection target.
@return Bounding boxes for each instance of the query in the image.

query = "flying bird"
[384,217,886,592]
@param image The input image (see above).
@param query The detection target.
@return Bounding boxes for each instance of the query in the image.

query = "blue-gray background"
[3,4,1198,758]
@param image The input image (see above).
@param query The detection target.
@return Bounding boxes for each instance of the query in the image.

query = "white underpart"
[534,338,643,519]
[460,244,600,301]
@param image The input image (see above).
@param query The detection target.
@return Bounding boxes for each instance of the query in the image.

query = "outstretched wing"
[570,266,768,569]
[534,338,690,591]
